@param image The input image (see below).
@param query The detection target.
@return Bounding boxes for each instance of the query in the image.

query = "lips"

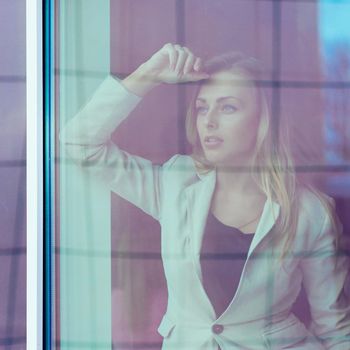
[204,135,223,148]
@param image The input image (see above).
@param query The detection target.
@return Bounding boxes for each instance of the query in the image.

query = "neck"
[215,165,262,197]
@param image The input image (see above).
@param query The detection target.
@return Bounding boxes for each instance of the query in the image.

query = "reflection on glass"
[55,1,350,349]
[320,1,350,165]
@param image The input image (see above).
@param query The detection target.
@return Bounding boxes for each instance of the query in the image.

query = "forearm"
[60,75,142,146]
[121,63,160,97]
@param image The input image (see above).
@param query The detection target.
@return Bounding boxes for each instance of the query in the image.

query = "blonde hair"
[185,52,340,259]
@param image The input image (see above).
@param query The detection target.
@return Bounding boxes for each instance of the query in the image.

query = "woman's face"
[195,70,260,168]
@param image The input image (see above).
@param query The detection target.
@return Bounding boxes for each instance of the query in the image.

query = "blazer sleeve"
[301,208,350,349]
[60,75,163,221]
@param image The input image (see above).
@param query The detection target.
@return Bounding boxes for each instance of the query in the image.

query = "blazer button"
[212,324,224,334]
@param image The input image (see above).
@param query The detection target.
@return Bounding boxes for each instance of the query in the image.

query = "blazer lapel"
[183,170,217,319]
[184,170,216,272]
[247,199,280,258]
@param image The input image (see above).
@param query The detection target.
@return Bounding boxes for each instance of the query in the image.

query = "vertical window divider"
[26,0,43,349]
[44,0,55,349]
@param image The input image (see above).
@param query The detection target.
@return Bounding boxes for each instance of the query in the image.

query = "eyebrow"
[195,96,242,104]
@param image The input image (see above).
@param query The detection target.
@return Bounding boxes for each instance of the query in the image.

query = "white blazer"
[62,76,350,349]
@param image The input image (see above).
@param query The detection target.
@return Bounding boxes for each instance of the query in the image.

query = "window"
[46,1,350,349]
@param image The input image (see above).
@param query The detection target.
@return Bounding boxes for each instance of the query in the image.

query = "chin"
[202,153,228,166]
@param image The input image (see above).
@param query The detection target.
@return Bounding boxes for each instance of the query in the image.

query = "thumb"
[187,71,210,82]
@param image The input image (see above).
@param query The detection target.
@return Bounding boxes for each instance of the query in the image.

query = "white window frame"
[26,0,43,349]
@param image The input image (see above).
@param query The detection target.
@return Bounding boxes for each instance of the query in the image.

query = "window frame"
[26,0,44,349]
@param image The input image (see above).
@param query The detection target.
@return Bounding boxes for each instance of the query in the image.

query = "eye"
[196,106,208,115]
[221,104,237,113]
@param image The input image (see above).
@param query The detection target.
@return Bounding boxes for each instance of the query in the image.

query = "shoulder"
[295,185,338,244]
[297,185,334,219]
[162,154,198,174]
[161,154,199,184]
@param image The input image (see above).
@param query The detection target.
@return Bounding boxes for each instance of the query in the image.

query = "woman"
[62,43,350,349]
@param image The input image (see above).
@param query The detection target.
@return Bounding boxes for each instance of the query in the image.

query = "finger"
[165,44,178,71]
[174,45,187,74]
[182,48,196,75]
[187,71,210,82]
[194,57,203,72]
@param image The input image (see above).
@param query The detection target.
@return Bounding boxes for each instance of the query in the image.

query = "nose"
[204,109,218,129]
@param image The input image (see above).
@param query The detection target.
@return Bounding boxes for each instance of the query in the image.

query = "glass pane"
[56,1,111,349]
[0,0,26,349]
[53,1,350,349]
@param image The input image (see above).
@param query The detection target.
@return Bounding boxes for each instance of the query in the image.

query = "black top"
[200,212,254,318]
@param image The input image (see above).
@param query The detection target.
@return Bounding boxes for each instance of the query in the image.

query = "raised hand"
[143,43,209,84]
[122,43,209,96]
